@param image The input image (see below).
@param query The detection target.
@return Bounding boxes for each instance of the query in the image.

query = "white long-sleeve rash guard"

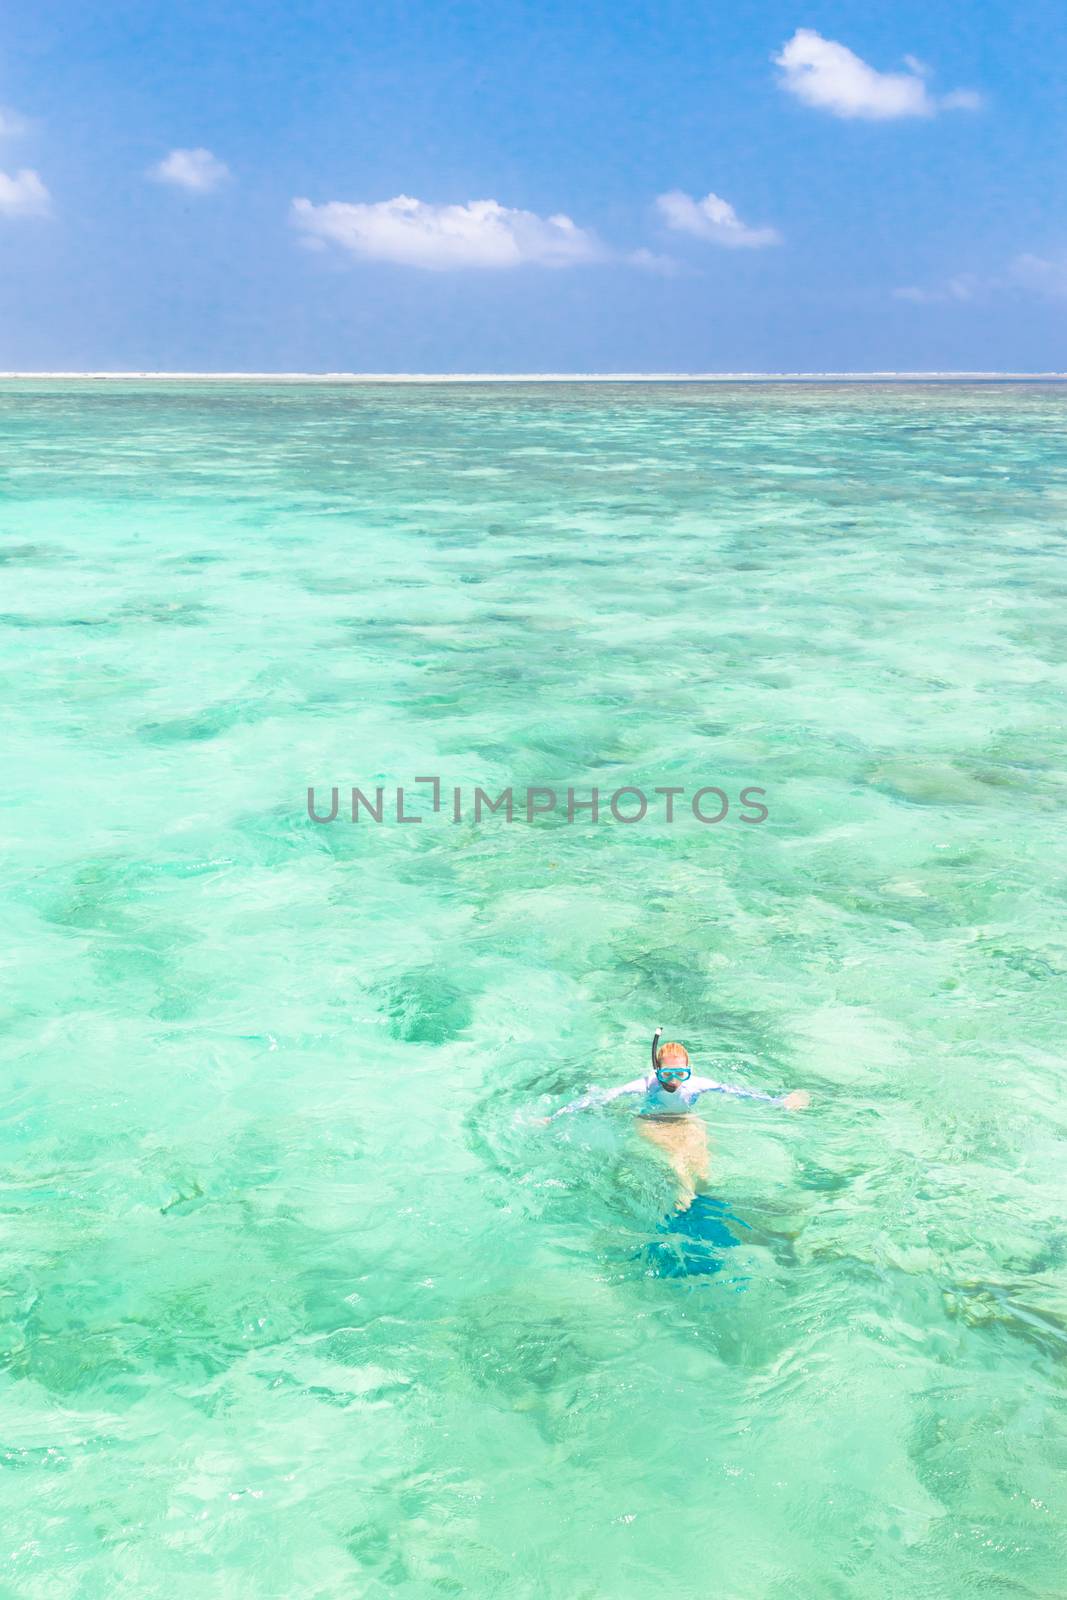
[551,1071,784,1121]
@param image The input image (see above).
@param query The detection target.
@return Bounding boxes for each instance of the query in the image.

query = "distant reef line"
[0,370,1065,384]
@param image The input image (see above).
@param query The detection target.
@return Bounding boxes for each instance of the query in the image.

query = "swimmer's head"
[657,1041,689,1066]
[655,1040,691,1091]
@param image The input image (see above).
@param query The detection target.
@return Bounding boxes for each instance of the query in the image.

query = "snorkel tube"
[651,1026,663,1074]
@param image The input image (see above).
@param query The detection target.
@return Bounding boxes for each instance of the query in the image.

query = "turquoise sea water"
[1,380,1066,1598]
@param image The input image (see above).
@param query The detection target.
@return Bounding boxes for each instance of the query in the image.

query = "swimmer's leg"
[687,1119,712,1197]
[676,1117,711,1200]
[636,1117,710,1209]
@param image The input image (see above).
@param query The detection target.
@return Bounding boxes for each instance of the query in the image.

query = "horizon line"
[1,370,1066,384]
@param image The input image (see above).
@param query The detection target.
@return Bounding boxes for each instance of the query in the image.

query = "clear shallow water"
[1,380,1066,1598]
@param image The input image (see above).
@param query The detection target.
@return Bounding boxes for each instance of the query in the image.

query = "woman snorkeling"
[544,1028,809,1209]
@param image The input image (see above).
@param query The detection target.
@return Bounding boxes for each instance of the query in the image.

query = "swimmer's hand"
[781,1090,810,1110]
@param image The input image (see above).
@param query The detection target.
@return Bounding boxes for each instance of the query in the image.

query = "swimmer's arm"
[547,1077,647,1120]
[690,1076,810,1109]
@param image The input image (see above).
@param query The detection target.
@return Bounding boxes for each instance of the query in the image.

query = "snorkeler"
[544,1028,809,1209]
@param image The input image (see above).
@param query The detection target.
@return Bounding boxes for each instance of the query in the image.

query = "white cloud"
[0,167,50,218]
[1006,253,1067,298]
[0,106,29,138]
[655,189,780,249]
[627,247,686,276]
[894,254,1067,304]
[290,194,602,269]
[893,276,980,304]
[150,147,230,193]
[941,89,984,112]
[774,29,980,120]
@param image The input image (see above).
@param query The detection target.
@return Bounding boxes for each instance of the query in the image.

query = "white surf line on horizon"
[0,370,1066,383]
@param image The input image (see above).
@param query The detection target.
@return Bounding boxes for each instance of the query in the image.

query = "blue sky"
[1,0,1065,370]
